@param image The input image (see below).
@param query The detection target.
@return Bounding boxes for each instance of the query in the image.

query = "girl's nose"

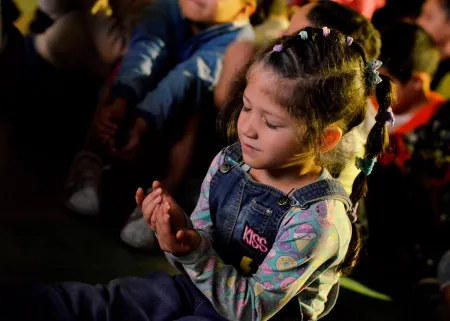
[240,113,258,139]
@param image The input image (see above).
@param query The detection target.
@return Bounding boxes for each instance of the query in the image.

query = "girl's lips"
[241,142,260,153]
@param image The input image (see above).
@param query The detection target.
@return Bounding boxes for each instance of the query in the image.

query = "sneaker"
[66,152,103,216]
[120,215,158,250]
[123,187,152,224]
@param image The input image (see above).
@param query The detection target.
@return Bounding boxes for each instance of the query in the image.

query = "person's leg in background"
[120,112,201,250]
[160,112,201,195]
[60,1,151,217]
[0,272,226,321]
[65,87,119,216]
[60,0,149,216]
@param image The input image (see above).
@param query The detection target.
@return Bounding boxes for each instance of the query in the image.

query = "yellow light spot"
[91,0,113,16]
[240,256,253,274]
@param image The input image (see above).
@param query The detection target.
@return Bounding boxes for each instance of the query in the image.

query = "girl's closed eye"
[242,105,251,112]
[264,117,283,129]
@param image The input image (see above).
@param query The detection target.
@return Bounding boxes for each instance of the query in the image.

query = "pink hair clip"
[322,26,331,37]
[272,44,283,52]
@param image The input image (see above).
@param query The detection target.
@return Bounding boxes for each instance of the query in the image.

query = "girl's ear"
[320,125,342,153]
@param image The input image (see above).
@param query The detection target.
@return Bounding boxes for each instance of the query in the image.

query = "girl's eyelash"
[265,120,278,129]
[241,105,279,129]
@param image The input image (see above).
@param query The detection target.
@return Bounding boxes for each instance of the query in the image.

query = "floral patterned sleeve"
[174,169,343,321]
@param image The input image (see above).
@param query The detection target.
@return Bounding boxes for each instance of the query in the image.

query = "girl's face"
[237,64,307,170]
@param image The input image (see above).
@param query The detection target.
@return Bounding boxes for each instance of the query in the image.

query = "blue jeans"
[0,272,227,321]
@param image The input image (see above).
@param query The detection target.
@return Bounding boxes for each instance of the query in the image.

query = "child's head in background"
[287,1,381,60]
[417,0,450,59]
[379,21,440,115]
[179,0,257,26]
[250,0,288,26]
[220,27,395,272]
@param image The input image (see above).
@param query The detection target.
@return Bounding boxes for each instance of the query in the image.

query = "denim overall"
[0,144,351,321]
[208,143,352,320]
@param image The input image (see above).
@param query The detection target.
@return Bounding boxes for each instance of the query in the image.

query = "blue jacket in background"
[111,0,254,130]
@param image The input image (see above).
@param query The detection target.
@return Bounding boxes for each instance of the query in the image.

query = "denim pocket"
[245,199,273,234]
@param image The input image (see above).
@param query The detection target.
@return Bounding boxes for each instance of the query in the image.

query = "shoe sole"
[66,201,100,216]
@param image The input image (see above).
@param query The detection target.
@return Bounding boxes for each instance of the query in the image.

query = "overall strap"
[292,178,352,212]
[223,142,243,164]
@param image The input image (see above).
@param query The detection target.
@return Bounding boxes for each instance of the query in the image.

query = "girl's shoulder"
[205,143,243,176]
[282,198,352,245]
[204,147,234,181]
[286,199,350,228]
[290,170,353,218]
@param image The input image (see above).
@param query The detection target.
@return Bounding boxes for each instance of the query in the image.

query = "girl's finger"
[161,214,173,236]
[150,203,162,230]
[152,181,161,191]
[151,182,172,202]
[135,188,145,206]
[156,205,175,240]
[142,187,163,209]
[155,205,165,235]
[143,195,162,223]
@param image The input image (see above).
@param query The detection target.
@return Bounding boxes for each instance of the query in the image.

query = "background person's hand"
[110,117,147,159]
[95,96,127,142]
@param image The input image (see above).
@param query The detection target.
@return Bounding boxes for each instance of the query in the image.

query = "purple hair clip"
[322,26,331,37]
[272,44,283,53]
[346,36,353,46]
[375,107,395,127]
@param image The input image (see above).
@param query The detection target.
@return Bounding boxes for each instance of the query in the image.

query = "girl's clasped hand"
[136,181,201,256]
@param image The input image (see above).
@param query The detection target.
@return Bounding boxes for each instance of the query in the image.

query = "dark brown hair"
[251,0,287,26]
[307,0,382,60]
[219,27,396,274]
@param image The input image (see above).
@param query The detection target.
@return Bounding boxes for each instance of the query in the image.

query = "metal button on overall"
[277,196,290,206]
[219,163,231,173]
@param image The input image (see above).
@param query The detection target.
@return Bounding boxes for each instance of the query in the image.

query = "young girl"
[0,27,394,321]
